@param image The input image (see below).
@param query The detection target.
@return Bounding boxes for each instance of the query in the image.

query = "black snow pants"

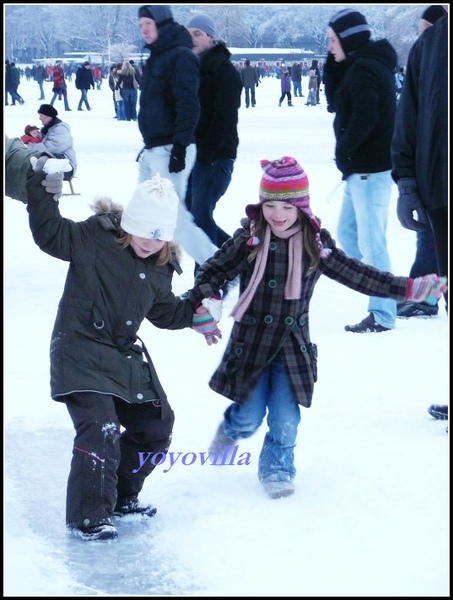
[64,391,174,528]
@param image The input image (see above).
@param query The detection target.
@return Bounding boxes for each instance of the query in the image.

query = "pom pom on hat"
[421,5,446,25]
[186,13,217,38]
[38,104,58,118]
[328,9,371,56]
[121,174,179,242]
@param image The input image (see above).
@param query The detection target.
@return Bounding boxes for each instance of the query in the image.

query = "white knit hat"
[121,175,179,241]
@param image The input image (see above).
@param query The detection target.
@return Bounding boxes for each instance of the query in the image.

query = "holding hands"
[192,303,222,346]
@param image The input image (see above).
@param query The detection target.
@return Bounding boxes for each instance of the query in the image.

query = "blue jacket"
[138,19,200,149]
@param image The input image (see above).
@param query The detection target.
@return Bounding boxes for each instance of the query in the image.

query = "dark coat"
[75,65,94,90]
[25,171,195,419]
[189,222,408,408]
[195,42,242,164]
[324,40,397,179]
[138,21,200,149]
[390,15,447,212]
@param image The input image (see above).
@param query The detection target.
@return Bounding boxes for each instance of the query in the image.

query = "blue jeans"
[77,89,91,110]
[223,356,301,484]
[292,81,302,96]
[37,80,45,100]
[50,90,70,110]
[185,159,233,247]
[410,226,438,279]
[138,144,217,267]
[337,171,396,329]
[121,88,138,120]
[244,86,256,107]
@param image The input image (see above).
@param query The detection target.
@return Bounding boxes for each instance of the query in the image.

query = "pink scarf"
[230,224,302,322]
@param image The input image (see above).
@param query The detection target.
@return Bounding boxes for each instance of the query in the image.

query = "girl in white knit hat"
[9,151,221,541]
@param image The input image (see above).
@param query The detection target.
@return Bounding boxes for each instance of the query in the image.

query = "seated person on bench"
[23,104,77,177]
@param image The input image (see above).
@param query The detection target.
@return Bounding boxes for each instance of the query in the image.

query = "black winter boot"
[114,494,157,518]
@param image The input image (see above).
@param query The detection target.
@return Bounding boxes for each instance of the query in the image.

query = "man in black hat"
[136,5,217,272]
[31,104,77,175]
[324,9,398,334]
[184,12,242,270]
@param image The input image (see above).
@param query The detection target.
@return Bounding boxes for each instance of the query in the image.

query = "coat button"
[139,273,146,279]
[137,393,144,400]
[268,279,277,288]
[299,316,305,326]
[284,316,294,325]
[126,320,132,326]
[264,315,273,324]
[269,241,278,251]
[300,344,307,353]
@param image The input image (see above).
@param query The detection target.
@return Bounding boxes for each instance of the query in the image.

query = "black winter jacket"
[390,15,447,212]
[195,42,243,164]
[138,22,200,149]
[324,40,397,179]
[75,66,94,91]
[25,171,195,418]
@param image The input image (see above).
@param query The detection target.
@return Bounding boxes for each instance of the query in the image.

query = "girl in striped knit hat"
[188,156,447,499]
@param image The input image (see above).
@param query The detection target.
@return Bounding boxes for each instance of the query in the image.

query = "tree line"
[5,4,422,68]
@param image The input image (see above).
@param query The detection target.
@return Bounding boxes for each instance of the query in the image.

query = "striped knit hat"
[328,9,371,56]
[245,156,330,256]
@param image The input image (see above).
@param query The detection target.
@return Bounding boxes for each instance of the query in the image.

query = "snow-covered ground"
[4,74,449,596]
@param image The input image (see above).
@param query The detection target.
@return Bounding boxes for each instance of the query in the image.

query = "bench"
[63,173,80,196]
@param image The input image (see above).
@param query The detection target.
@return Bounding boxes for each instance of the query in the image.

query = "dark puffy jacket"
[195,42,242,164]
[326,39,397,178]
[75,65,94,90]
[391,15,447,212]
[138,19,200,149]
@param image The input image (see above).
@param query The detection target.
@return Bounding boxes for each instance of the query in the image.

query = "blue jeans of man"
[244,86,256,108]
[223,355,301,484]
[292,81,302,96]
[78,89,91,110]
[38,80,45,100]
[185,158,233,248]
[138,144,217,267]
[337,170,396,328]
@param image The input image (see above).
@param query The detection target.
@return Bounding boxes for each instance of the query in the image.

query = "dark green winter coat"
[25,170,195,419]
[5,136,53,204]
[189,221,409,409]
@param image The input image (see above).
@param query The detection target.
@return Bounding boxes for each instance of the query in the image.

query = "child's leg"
[258,356,300,485]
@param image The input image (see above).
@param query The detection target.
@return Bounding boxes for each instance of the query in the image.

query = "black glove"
[169,143,186,174]
[396,178,427,231]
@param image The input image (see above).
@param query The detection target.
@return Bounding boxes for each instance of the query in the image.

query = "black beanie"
[38,104,58,118]
[328,9,371,56]
[421,5,446,25]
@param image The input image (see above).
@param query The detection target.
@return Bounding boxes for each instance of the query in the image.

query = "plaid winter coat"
[189,222,408,408]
